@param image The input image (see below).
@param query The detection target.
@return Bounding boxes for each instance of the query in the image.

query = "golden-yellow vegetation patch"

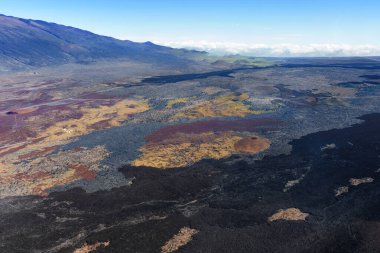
[42,99,149,144]
[173,93,263,119]
[166,97,190,109]
[132,132,270,169]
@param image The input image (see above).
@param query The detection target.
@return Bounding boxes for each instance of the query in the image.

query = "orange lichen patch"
[166,98,190,109]
[132,131,269,169]
[203,86,227,95]
[173,93,263,119]
[0,145,109,198]
[73,241,110,253]
[234,136,271,153]
[349,177,374,186]
[268,208,309,222]
[161,227,198,253]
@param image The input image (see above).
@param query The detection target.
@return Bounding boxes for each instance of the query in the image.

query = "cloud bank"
[156,40,380,57]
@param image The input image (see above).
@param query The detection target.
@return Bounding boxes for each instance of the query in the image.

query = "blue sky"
[1,0,380,56]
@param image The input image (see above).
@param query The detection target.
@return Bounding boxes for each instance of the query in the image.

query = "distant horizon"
[2,0,380,57]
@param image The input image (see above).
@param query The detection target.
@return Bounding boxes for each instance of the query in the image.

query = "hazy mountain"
[0,14,206,71]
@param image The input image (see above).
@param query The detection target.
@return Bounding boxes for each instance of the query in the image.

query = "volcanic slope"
[0,14,207,71]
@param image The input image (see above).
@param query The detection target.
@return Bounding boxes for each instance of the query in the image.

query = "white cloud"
[154,40,380,57]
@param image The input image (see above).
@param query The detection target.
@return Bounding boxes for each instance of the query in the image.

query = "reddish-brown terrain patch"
[0,114,38,146]
[18,146,58,160]
[234,136,271,153]
[70,164,97,180]
[0,143,29,157]
[146,118,281,143]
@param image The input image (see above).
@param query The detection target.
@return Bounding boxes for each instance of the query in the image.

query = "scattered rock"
[36,213,46,219]
[321,143,336,151]
[349,177,374,186]
[283,174,305,192]
[55,216,79,223]
[335,186,349,196]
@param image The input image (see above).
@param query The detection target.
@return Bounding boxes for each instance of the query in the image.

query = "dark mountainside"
[0,14,206,71]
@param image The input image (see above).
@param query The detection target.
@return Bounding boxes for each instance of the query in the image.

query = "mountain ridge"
[0,14,207,71]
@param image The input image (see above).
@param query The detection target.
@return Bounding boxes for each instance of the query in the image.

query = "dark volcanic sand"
[1,113,380,253]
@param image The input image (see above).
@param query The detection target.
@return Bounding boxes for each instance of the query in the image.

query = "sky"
[1,0,380,56]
